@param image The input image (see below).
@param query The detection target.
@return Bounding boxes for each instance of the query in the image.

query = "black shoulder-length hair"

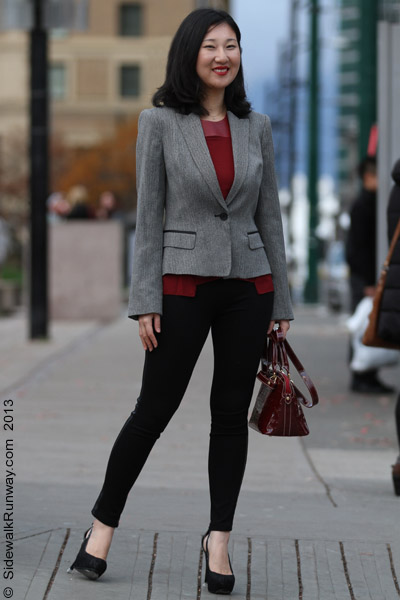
[152,8,251,118]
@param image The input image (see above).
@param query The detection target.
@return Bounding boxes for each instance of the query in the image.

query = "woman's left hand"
[267,319,290,339]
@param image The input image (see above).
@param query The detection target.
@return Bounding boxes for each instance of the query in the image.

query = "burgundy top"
[201,115,235,199]
[163,115,273,296]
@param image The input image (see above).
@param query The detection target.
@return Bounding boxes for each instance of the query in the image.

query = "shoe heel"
[68,526,107,580]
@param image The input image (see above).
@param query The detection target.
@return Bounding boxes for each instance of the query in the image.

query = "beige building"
[0,0,229,149]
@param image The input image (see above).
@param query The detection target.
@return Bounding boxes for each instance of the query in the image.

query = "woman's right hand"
[138,313,161,351]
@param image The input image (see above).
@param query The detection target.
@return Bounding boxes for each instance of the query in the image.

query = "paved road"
[1,306,399,599]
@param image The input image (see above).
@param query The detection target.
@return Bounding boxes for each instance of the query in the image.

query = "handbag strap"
[262,329,289,373]
[265,329,319,408]
[283,336,319,407]
[384,217,400,268]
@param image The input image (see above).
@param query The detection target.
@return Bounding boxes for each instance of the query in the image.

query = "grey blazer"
[128,107,293,322]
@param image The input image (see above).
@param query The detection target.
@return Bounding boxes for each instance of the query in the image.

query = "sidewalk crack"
[147,532,158,600]
[295,539,303,600]
[0,527,63,544]
[197,539,203,600]
[387,543,400,597]
[43,528,70,600]
[339,541,356,600]
[246,537,252,600]
[300,438,338,507]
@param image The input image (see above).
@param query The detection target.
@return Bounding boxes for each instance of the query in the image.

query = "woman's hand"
[138,313,161,351]
[267,319,290,339]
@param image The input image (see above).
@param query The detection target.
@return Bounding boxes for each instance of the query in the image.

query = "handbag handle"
[383,217,400,269]
[264,329,319,408]
[383,217,400,270]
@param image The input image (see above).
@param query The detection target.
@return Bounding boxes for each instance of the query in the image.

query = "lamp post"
[29,0,48,338]
[0,0,88,338]
[304,0,320,303]
[288,0,300,213]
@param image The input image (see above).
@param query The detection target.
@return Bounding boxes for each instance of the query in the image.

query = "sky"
[231,0,290,112]
[231,0,339,180]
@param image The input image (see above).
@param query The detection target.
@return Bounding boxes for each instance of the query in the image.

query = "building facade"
[337,0,400,206]
[337,0,378,206]
[0,0,229,148]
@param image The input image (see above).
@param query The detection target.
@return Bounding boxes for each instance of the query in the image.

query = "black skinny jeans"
[92,279,274,531]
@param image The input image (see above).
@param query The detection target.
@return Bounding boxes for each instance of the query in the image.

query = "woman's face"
[196,22,241,93]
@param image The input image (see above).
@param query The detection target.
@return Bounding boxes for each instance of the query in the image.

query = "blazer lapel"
[175,111,250,208]
[175,112,226,209]
[225,111,249,205]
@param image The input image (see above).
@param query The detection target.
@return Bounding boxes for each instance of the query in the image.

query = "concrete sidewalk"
[1,306,400,599]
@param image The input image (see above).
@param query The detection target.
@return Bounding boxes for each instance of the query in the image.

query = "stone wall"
[50,221,123,320]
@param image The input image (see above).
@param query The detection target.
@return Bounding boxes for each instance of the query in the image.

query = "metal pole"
[377,21,400,278]
[304,0,319,303]
[29,0,49,338]
[288,0,299,210]
[276,43,288,183]
[358,0,378,161]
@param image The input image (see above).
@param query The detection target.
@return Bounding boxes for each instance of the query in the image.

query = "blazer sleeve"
[128,109,166,320]
[255,115,294,321]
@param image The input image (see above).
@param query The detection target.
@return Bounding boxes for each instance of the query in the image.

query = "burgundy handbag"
[249,329,319,436]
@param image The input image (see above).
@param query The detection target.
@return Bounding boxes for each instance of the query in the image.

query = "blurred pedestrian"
[66,185,93,219]
[346,156,394,394]
[47,192,70,223]
[68,8,293,594]
[386,159,400,494]
[96,191,118,220]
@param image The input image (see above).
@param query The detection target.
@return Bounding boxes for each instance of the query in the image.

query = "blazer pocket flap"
[247,231,264,250]
[163,230,196,250]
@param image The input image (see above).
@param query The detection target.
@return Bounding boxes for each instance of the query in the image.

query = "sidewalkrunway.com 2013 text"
[3,398,15,592]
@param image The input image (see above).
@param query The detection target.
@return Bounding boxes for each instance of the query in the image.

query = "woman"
[69,8,293,594]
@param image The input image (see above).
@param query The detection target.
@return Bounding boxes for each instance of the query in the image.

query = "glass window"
[119,3,142,36]
[120,65,140,98]
[49,63,66,100]
[1,0,31,30]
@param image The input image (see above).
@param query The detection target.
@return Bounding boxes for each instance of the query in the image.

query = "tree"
[53,116,139,212]
[0,130,29,225]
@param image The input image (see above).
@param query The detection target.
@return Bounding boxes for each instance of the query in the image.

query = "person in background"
[346,156,394,394]
[47,192,70,223]
[386,159,400,494]
[96,191,119,220]
[66,185,93,220]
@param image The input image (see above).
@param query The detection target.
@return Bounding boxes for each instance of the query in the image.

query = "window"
[119,3,142,36]
[120,65,140,98]
[49,63,66,100]
[2,0,31,29]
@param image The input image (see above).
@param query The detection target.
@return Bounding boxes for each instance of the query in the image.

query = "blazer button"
[219,212,228,221]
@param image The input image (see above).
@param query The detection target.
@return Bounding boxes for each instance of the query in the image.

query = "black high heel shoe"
[202,532,235,595]
[68,526,107,580]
